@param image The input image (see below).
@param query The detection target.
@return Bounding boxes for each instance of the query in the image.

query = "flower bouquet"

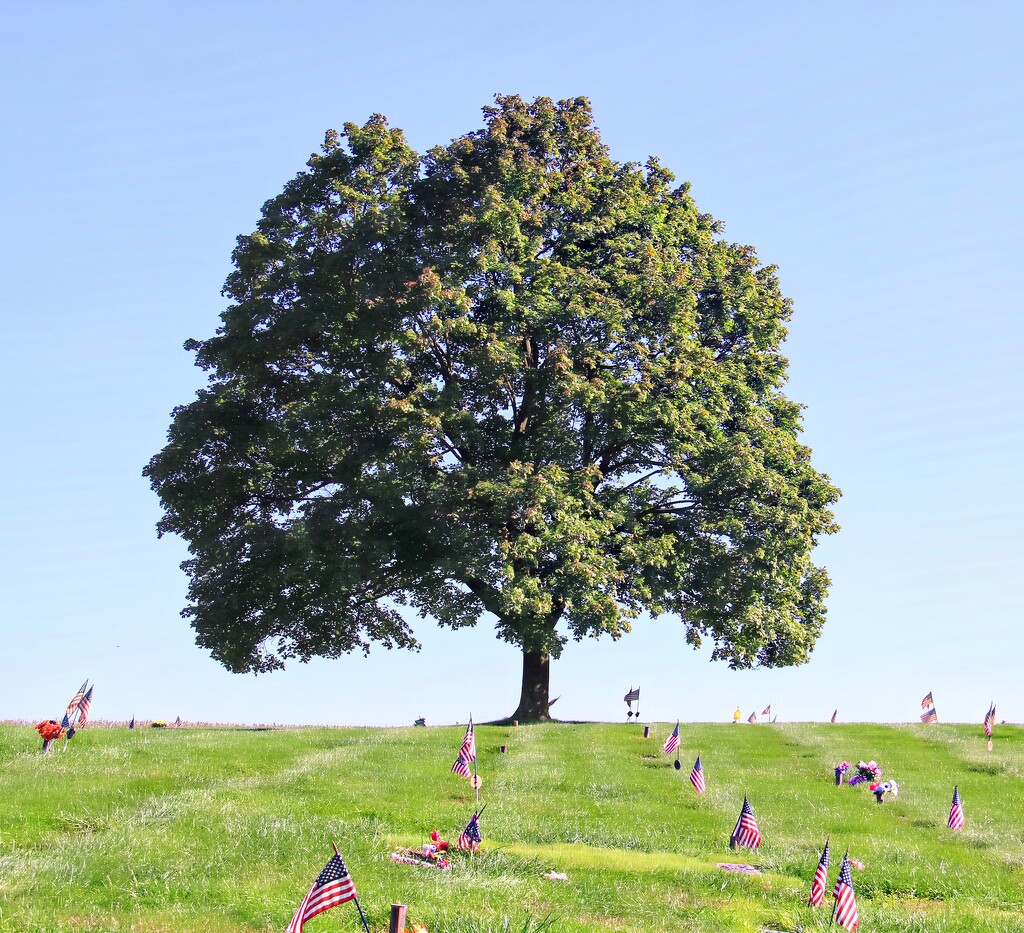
[834,761,851,785]
[869,780,899,803]
[35,719,64,753]
[849,760,882,786]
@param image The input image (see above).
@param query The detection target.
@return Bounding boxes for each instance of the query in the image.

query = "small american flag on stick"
[689,754,706,793]
[808,837,830,907]
[832,851,859,930]
[984,703,996,738]
[457,809,483,851]
[76,687,94,727]
[921,691,933,709]
[286,846,362,933]
[921,707,937,723]
[663,722,680,755]
[65,680,88,717]
[451,721,476,778]
[948,786,965,830]
[729,797,762,849]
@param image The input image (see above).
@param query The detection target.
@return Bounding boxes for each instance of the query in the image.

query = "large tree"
[146,95,840,721]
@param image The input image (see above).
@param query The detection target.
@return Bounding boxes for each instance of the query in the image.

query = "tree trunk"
[509,649,551,722]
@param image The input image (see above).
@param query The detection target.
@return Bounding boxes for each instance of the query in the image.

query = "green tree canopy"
[146,95,840,721]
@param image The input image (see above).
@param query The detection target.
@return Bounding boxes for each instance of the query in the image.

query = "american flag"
[663,722,680,755]
[129,717,135,730]
[174,716,182,728]
[286,850,357,933]
[457,812,482,851]
[747,711,757,724]
[689,755,706,793]
[921,707,937,723]
[76,687,94,726]
[831,709,838,724]
[730,797,762,849]
[948,786,965,830]
[984,704,996,738]
[808,838,830,907]
[833,854,859,930]
[451,721,476,778]
[623,687,640,704]
[65,680,88,717]
[762,705,772,717]
[921,691,933,709]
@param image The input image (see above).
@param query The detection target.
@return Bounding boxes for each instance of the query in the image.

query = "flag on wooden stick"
[286,847,361,933]
[832,851,859,930]
[921,691,933,709]
[948,786,965,830]
[921,707,938,723]
[808,837,830,907]
[729,797,762,849]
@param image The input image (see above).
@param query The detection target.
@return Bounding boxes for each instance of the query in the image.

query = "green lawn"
[1,722,1022,932]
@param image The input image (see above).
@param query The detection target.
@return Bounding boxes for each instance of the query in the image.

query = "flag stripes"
[76,687,94,726]
[984,703,996,737]
[663,722,680,755]
[286,851,357,933]
[689,755,706,793]
[730,797,762,849]
[451,721,476,778]
[457,812,482,851]
[833,853,859,930]
[949,786,965,830]
[809,838,830,907]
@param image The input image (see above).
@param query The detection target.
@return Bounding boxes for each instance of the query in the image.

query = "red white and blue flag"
[689,755,706,793]
[457,812,482,851]
[948,786,965,830]
[65,680,88,717]
[730,797,762,849]
[808,838,830,907]
[286,850,357,933]
[76,687,94,726]
[984,704,996,738]
[921,707,937,723]
[451,721,476,778]
[663,722,680,755]
[832,853,859,930]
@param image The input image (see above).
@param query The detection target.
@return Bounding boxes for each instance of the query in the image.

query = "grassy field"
[2,721,1023,932]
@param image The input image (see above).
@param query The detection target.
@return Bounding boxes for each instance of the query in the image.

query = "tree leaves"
[146,95,840,678]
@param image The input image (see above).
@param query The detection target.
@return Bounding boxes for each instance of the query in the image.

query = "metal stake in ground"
[333,843,371,933]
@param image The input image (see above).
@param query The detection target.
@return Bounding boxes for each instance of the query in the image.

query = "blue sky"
[3,3,1022,727]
